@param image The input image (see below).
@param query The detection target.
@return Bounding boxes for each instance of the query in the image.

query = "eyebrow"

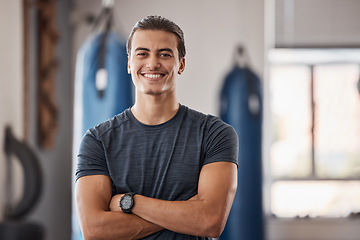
[158,48,174,54]
[134,47,150,52]
[134,47,174,54]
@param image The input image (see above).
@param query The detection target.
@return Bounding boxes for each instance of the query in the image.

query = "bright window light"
[269,49,360,218]
[271,181,360,218]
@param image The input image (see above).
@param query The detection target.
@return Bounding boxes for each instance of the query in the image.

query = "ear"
[178,58,185,75]
[127,57,131,74]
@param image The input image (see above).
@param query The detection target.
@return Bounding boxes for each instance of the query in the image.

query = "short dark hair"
[127,15,186,60]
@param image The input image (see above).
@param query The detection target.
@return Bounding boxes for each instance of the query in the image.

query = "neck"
[131,93,179,125]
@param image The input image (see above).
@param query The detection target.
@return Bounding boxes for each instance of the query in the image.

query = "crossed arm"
[75,161,237,239]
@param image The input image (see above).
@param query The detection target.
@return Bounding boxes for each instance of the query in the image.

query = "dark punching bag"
[219,52,264,240]
[0,126,44,240]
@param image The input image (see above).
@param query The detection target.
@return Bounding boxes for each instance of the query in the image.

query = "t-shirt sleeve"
[75,129,110,181]
[203,116,239,167]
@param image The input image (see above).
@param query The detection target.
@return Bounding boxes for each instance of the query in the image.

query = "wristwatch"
[120,192,135,214]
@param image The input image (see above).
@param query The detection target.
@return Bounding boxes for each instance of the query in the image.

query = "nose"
[147,55,160,69]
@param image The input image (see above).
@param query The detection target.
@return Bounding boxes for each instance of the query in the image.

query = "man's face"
[128,30,185,96]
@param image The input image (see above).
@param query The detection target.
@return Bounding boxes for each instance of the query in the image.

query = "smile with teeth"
[142,73,163,79]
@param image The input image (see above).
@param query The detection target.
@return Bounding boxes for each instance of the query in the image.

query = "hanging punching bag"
[75,30,133,135]
[72,30,133,240]
[219,64,264,240]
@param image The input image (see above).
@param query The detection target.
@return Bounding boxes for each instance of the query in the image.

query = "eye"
[136,52,148,57]
[160,53,172,58]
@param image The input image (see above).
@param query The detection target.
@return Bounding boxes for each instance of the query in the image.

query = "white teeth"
[143,74,161,78]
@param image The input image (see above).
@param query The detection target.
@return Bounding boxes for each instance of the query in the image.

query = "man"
[75,15,238,240]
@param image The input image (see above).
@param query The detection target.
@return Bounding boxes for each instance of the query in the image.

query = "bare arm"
[75,175,163,240]
[110,161,237,238]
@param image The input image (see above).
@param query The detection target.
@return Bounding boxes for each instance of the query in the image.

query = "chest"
[105,125,205,200]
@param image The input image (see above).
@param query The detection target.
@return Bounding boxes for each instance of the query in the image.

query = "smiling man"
[130,30,183,97]
[75,16,239,240]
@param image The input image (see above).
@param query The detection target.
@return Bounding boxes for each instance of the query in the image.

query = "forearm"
[79,208,163,240]
[75,175,163,240]
[131,195,226,238]
[107,162,236,238]
[128,162,237,238]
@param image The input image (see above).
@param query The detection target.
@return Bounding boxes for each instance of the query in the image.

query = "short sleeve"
[203,116,239,166]
[75,129,110,181]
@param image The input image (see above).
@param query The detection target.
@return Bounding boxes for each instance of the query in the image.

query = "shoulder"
[182,105,237,139]
[86,108,132,139]
[205,115,238,142]
[183,106,207,122]
[183,107,238,166]
[182,105,217,126]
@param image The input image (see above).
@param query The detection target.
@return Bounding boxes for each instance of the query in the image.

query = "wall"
[0,1,73,240]
[26,1,73,239]
[0,0,24,220]
[268,218,360,240]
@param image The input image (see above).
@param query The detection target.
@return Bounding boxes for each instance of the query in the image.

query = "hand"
[109,194,124,212]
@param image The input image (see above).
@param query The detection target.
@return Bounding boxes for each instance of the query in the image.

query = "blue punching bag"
[219,64,264,240]
[72,30,133,240]
[76,30,133,134]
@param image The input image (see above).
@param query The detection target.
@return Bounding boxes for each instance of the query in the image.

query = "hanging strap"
[233,45,261,116]
[93,4,113,99]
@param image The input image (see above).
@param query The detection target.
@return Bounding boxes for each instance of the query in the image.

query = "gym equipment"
[219,46,264,240]
[1,126,44,240]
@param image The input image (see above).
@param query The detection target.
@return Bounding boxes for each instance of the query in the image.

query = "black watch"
[120,192,135,214]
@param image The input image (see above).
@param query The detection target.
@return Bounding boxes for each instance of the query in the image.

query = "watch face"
[121,195,132,209]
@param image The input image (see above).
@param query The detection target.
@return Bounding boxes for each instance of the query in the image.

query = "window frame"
[267,48,360,218]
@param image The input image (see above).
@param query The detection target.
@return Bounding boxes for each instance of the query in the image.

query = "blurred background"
[1,0,360,239]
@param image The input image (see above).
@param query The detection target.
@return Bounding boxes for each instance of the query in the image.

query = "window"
[269,49,360,218]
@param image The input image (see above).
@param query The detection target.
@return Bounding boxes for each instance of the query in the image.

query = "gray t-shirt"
[76,104,238,239]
